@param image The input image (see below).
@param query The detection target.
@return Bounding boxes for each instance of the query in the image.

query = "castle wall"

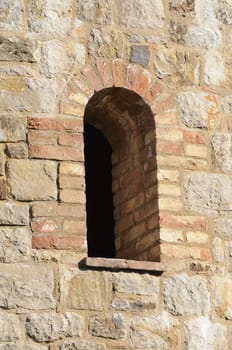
[0,0,232,349]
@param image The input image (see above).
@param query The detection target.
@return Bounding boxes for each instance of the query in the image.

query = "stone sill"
[84,257,166,273]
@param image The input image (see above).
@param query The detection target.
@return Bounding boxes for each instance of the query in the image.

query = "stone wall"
[0,0,232,349]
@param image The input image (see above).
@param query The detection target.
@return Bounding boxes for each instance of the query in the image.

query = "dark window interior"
[84,123,115,258]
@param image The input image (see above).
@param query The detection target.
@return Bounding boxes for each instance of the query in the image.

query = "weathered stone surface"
[6,143,28,158]
[26,312,82,342]
[0,345,47,350]
[60,267,111,310]
[211,134,232,173]
[0,116,26,142]
[0,0,24,31]
[214,277,232,319]
[214,218,232,238]
[163,274,210,316]
[130,313,179,349]
[0,264,55,310]
[195,0,218,23]
[41,40,83,77]
[0,79,57,113]
[0,203,29,225]
[28,0,72,34]
[77,0,113,24]
[177,92,208,128]
[204,52,225,85]
[183,317,227,350]
[118,0,165,28]
[216,0,232,24]
[88,29,125,59]
[184,172,232,214]
[61,340,106,350]
[226,241,232,273]
[89,314,126,339]
[185,25,222,49]
[130,46,150,66]
[0,37,36,62]
[0,228,31,262]
[221,95,232,113]
[0,178,7,199]
[0,313,21,341]
[212,237,224,263]
[169,0,195,17]
[7,160,57,201]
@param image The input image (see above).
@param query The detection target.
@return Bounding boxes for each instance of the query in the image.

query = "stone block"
[163,274,210,316]
[212,237,224,263]
[118,0,164,29]
[211,134,232,173]
[204,52,225,85]
[89,314,126,339]
[177,92,208,128]
[26,312,82,342]
[77,0,113,24]
[60,267,111,311]
[0,345,47,350]
[184,172,232,215]
[226,241,232,273]
[0,79,57,113]
[0,0,24,31]
[183,317,227,350]
[214,218,232,238]
[61,340,106,350]
[0,203,29,225]
[216,0,232,24]
[0,228,31,262]
[214,277,232,319]
[0,264,55,310]
[88,29,125,59]
[169,0,195,17]
[6,143,28,158]
[0,178,7,199]
[112,272,159,296]
[0,116,26,142]
[0,37,36,62]
[7,160,57,201]
[185,25,222,49]
[130,46,150,66]
[0,313,21,341]
[28,0,72,34]
[221,95,232,113]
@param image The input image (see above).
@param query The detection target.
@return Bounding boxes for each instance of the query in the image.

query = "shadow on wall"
[84,87,159,262]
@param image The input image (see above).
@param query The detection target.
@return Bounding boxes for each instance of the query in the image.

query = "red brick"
[63,220,86,234]
[156,128,183,142]
[60,100,85,117]
[73,74,93,96]
[32,203,86,219]
[121,221,146,245]
[134,70,151,96]
[120,193,145,214]
[161,244,210,261]
[31,218,61,233]
[145,81,163,103]
[115,214,134,234]
[82,65,103,91]
[153,96,175,114]
[30,145,83,161]
[97,59,113,87]
[140,142,156,160]
[159,212,208,231]
[59,189,85,204]
[28,130,57,145]
[28,117,83,132]
[134,201,157,224]
[144,157,157,172]
[32,236,85,249]
[59,176,85,190]
[155,112,179,125]
[112,59,124,86]
[59,162,84,176]
[156,141,182,155]
[183,130,206,144]
[147,214,159,230]
[57,133,83,146]
[143,170,158,189]
[125,64,141,90]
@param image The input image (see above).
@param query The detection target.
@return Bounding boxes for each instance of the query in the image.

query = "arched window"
[84,87,159,262]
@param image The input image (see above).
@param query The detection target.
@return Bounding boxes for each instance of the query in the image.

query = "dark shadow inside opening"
[84,123,115,258]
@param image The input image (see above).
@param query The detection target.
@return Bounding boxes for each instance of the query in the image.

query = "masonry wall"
[0,0,232,349]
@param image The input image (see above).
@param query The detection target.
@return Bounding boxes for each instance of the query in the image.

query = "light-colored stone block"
[0,228,31,262]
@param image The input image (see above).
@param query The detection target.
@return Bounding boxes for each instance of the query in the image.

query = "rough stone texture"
[130,313,179,349]
[6,143,28,159]
[183,317,227,350]
[61,340,106,350]
[89,314,126,339]
[169,0,195,17]
[177,92,208,128]
[163,274,210,316]
[77,0,113,24]
[0,79,57,113]
[28,0,72,34]
[214,218,232,238]
[0,228,31,262]
[0,203,29,225]
[88,29,125,59]
[221,95,232,113]
[216,0,232,24]
[212,237,224,263]
[60,267,111,311]
[214,277,232,319]
[0,37,36,62]
[185,25,222,49]
[0,345,47,350]
[204,52,225,85]
[184,172,232,214]
[0,116,26,142]
[130,46,150,66]
[226,241,232,273]
[26,312,82,342]
[0,264,55,310]
[7,160,57,201]
[117,0,165,29]
[211,134,232,173]
[0,0,24,31]
[0,313,21,341]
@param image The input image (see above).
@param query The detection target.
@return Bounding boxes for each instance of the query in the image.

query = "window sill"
[84,257,166,273]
